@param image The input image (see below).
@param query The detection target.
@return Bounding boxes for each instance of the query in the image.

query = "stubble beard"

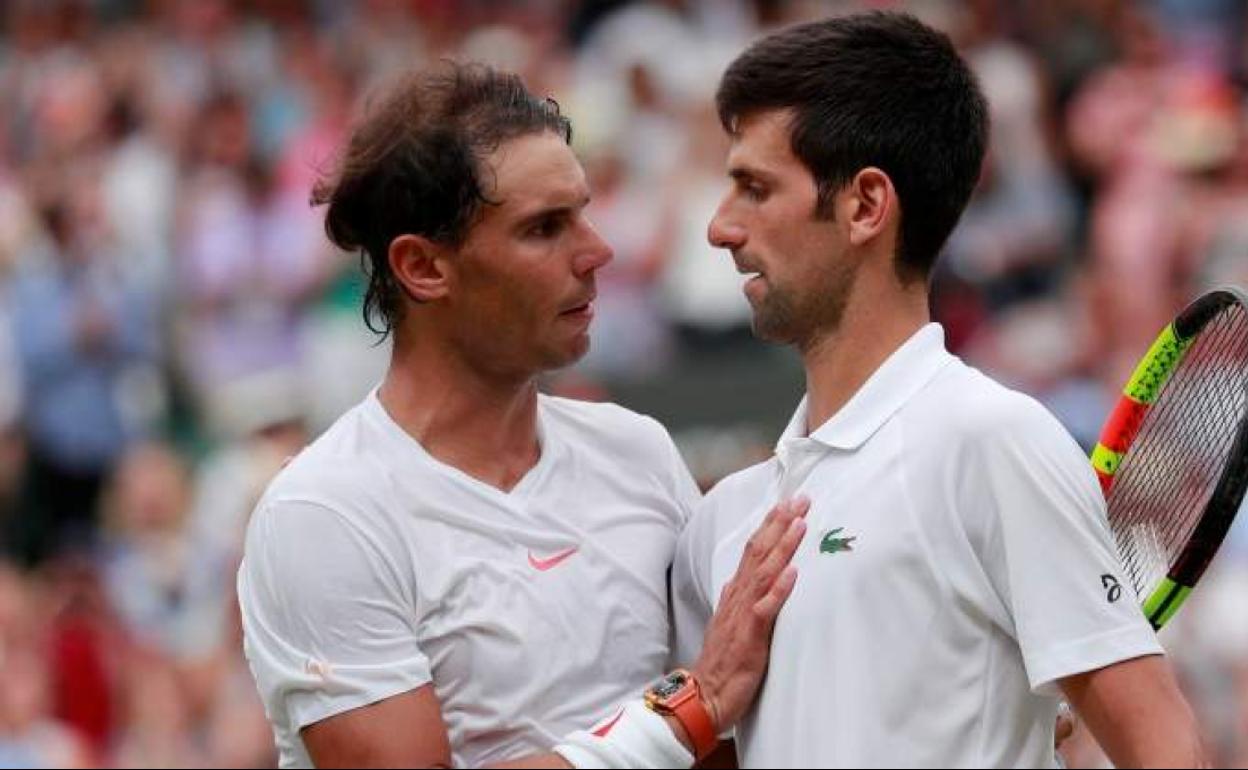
[750,257,862,351]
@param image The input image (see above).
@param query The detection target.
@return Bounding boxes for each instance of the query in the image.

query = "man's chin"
[749,311,796,344]
[542,336,591,370]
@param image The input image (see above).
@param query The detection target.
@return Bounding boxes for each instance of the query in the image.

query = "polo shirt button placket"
[778,439,826,499]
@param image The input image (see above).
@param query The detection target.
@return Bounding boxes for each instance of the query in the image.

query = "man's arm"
[301,685,572,769]
[1060,655,1209,768]
[301,686,453,768]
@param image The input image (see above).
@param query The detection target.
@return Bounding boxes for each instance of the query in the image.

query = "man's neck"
[800,283,930,434]
[378,335,542,493]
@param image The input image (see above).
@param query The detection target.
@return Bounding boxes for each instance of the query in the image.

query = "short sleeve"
[658,423,702,530]
[238,498,432,731]
[973,398,1164,695]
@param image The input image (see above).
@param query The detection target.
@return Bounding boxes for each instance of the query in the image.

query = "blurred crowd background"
[0,0,1245,767]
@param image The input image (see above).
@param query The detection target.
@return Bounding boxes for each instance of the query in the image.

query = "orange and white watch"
[642,669,718,761]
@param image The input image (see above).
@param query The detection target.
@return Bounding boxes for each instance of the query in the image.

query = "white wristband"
[553,700,695,769]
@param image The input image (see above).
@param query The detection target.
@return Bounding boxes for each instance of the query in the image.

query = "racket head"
[1091,286,1248,630]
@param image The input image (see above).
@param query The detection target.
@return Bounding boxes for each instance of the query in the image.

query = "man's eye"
[528,217,562,238]
[743,184,767,202]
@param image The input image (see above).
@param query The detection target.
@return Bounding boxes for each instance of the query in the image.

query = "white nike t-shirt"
[672,324,1163,768]
[238,391,699,768]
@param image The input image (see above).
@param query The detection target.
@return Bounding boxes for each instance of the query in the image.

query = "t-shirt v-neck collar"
[363,388,559,502]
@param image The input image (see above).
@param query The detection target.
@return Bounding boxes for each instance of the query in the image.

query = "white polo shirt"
[672,324,1163,768]
[238,391,699,768]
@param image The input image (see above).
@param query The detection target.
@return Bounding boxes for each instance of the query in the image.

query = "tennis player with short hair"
[237,65,803,768]
[670,12,1208,768]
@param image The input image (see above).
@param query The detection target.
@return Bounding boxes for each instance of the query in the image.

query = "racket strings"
[1115,310,1248,583]
[1112,326,1245,594]
[1115,314,1247,571]
[1108,304,1248,599]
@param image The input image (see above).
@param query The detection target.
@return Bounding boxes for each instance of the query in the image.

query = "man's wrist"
[690,667,723,735]
[554,700,694,769]
[644,669,719,761]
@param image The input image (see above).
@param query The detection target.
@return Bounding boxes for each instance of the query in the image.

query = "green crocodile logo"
[820,527,856,554]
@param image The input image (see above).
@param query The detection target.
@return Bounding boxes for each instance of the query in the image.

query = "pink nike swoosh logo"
[592,708,625,737]
[528,547,579,571]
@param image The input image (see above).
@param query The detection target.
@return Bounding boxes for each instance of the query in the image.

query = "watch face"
[651,671,689,699]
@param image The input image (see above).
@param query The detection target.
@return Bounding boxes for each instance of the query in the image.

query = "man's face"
[447,131,613,377]
[707,110,860,348]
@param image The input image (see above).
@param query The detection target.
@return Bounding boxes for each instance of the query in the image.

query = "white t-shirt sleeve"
[972,396,1164,695]
[238,498,432,731]
[665,436,702,530]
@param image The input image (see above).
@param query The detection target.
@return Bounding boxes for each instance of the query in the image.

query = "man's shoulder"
[690,457,776,531]
[540,394,678,459]
[902,359,1090,494]
[541,393,664,430]
[257,402,395,514]
[703,458,774,502]
[913,358,1065,441]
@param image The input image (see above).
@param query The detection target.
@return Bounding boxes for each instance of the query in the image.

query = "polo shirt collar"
[777,323,954,452]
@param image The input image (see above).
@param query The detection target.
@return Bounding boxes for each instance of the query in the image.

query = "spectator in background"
[41,557,123,764]
[0,239,25,560]
[185,370,310,564]
[659,103,754,349]
[0,565,91,769]
[576,145,674,380]
[11,183,160,565]
[1186,91,1248,292]
[1064,4,1209,377]
[101,440,275,768]
[100,443,226,668]
[936,0,1076,352]
[109,651,204,769]
[0,564,87,768]
[100,93,179,298]
[175,91,334,441]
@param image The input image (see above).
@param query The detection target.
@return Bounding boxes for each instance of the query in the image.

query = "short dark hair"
[312,62,572,338]
[716,11,988,282]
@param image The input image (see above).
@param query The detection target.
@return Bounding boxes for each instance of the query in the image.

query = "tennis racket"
[1090,286,1248,630]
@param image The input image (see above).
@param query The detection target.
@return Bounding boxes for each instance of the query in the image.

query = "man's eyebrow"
[513,193,592,225]
[728,166,775,185]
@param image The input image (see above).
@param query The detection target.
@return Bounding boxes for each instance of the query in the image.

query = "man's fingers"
[752,564,798,622]
[765,510,808,573]
[742,497,810,568]
[742,502,793,564]
[748,514,806,595]
[1054,703,1077,748]
[735,498,810,603]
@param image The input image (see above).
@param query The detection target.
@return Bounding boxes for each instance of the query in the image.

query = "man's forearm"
[1061,655,1209,768]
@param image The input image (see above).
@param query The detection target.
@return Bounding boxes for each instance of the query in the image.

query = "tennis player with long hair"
[236,63,806,768]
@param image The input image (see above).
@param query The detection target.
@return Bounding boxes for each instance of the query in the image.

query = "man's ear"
[844,167,896,247]
[388,234,451,302]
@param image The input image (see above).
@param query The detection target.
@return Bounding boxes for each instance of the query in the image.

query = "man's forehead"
[727,109,798,169]
[485,132,588,211]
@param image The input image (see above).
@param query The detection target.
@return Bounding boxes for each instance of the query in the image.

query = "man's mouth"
[735,259,768,302]
[734,258,764,280]
[559,294,596,317]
